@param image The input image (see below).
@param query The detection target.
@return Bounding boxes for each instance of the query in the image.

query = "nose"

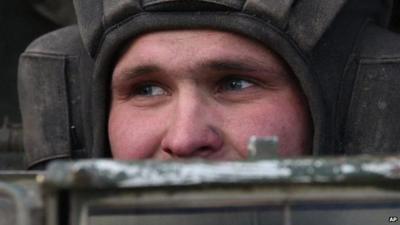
[160,92,223,159]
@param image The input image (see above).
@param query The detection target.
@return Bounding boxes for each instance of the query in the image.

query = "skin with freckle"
[108,30,312,160]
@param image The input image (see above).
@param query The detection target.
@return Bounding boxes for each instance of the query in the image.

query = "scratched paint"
[44,156,400,189]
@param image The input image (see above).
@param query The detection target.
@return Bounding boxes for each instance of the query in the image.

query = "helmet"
[28,0,76,26]
[18,0,399,169]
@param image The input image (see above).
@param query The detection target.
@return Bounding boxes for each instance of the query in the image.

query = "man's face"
[109,30,312,160]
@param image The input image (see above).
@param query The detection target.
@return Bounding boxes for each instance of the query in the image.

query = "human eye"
[218,77,255,92]
[133,83,167,97]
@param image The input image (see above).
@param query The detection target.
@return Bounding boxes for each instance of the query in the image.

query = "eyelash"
[124,75,258,99]
[216,76,256,93]
[131,82,168,97]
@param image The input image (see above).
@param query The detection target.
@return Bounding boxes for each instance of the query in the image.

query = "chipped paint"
[52,160,292,187]
[44,156,400,189]
[341,164,356,174]
[361,161,400,178]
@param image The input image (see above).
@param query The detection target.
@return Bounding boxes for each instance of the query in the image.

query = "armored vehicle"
[1,155,400,225]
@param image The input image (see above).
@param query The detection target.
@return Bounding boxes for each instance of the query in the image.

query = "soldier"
[108,30,312,160]
[18,0,400,169]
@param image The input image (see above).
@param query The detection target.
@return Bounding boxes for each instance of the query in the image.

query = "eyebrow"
[201,59,263,72]
[113,58,284,85]
[111,65,159,92]
[201,59,287,82]
[115,65,161,81]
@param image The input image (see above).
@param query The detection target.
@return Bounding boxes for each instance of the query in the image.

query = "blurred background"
[0,0,75,123]
[0,0,75,169]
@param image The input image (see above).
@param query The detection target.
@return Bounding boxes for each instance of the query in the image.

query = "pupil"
[141,86,152,95]
[230,80,241,89]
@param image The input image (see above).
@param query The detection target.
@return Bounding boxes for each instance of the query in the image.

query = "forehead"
[113,30,291,78]
[130,30,264,50]
[112,30,293,84]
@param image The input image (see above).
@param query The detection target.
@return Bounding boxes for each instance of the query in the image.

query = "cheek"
[223,97,311,157]
[108,104,166,159]
[222,105,284,156]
